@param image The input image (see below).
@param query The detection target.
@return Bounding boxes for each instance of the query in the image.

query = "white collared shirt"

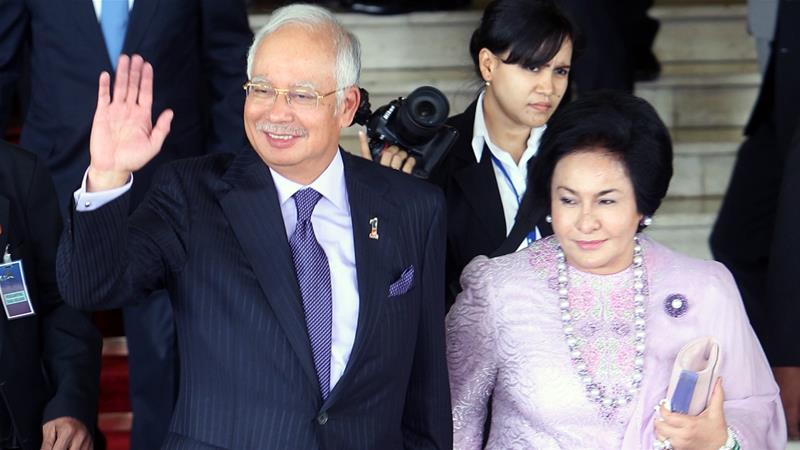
[269,151,359,392]
[91,0,135,19]
[472,91,544,250]
[74,151,360,393]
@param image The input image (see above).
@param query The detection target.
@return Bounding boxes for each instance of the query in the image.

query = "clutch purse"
[665,336,721,415]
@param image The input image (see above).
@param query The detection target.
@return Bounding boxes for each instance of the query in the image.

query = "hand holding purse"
[665,336,721,415]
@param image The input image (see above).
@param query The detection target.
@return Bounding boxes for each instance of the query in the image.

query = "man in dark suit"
[0,2,253,447]
[710,0,800,439]
[1,141,101,450]
[57,4,451,449]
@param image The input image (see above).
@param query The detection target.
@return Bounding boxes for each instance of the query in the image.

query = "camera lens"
[397,86,450,144]
[414,100,436,120]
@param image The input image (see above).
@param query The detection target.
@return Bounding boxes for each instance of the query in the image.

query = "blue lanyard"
[490,154,536,246]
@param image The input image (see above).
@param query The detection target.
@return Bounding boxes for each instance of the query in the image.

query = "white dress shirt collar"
[92,0,135,19]
[269,150,350,214]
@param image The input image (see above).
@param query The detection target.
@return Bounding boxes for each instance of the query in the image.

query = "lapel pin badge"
[369,217,379,240]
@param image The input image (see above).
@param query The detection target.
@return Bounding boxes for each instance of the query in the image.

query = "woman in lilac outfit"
[446,91,786,450]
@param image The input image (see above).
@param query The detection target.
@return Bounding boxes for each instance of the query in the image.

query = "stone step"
[649,4,755,63]
[102,336,129,356]
[669,129,741,198]
[635,67,760,129]
[644,197,721,259]
[250,5,755,68]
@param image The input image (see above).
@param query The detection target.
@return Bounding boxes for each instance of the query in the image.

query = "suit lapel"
[324,152,397,407]
[215,151,318,392]
[123,0,159,55]
[491,148,554,257]
[453,144,507,245]
[70,1,109,66]
[492,198,551,257]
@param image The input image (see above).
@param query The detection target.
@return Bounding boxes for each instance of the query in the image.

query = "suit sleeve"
[57,164,190,310]
[401,191,453,449]
[23,157,102,430]
[425,154,462,309]
[199,0,253,154]
[0,0,28,131]
[765,128,800,365]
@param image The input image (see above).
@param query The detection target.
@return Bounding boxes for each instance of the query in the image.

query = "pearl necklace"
[556,236,647,410]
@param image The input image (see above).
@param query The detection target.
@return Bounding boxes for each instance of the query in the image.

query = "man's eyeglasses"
[243,81,340,108]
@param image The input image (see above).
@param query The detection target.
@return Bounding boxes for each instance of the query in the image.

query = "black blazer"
[0,141,101,450]
[0,0,253,211]
[429,99,552,303]
[57,150,452,450]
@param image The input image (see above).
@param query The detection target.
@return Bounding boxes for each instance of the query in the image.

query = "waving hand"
[87,54,173,191]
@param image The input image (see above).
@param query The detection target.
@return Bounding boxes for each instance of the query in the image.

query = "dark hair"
[469,0,575,78]
[525,91,673,220]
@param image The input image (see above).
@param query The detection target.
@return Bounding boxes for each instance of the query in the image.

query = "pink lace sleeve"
[446,256,498,450]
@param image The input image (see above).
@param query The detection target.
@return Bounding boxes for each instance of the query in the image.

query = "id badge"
[0,259,35,320]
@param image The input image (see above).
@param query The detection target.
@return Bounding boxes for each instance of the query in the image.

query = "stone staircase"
[252,2,759,260]
[637,4,757,258]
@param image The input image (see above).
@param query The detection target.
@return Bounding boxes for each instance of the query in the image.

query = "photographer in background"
[360,0,574,305]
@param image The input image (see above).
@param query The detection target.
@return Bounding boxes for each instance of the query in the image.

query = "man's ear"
[338,85,360,128]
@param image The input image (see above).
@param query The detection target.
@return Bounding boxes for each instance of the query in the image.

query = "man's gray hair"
[246,4,361,107]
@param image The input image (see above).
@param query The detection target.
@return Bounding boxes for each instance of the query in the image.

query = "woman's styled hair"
[526,90,674,218]
[469,0,575,78]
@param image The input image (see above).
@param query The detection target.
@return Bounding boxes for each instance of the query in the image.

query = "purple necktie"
[288,188,332,400]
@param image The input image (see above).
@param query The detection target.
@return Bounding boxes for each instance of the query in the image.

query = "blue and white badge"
[0,245,35,320]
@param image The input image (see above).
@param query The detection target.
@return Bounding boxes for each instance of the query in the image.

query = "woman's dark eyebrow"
[555,186,620,197]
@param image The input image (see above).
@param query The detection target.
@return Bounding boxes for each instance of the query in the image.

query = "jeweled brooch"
[664,294,688,318]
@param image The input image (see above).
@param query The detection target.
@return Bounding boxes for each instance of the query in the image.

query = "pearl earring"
[485,80,491,87]
[641,216,653,227]
[545,214,552,223]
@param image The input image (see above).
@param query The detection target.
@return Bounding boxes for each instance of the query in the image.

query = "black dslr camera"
[351,86,459,179]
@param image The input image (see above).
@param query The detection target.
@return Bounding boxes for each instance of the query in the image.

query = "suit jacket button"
[317,412,328,425]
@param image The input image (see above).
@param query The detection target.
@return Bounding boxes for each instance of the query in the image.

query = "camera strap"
[490,153,536,246]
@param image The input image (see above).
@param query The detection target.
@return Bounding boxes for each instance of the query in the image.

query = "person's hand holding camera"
[357,129,417,174]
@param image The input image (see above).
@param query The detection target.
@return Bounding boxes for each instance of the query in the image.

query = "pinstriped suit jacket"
[57,149,452,449]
